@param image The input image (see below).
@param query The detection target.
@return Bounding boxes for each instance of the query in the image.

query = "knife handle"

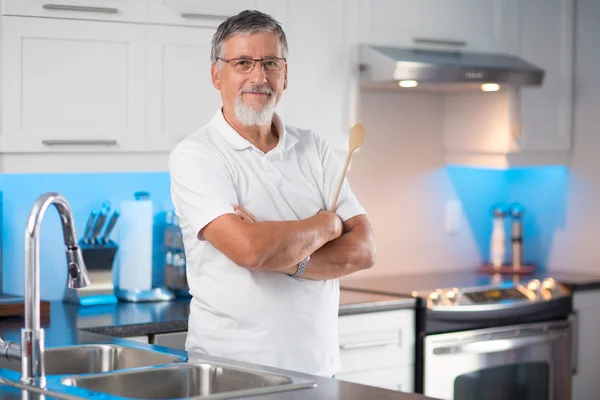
[83,209,97,244]
[101,211,120,244]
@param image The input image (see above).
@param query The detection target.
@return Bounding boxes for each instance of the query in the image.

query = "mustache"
[240,85,273,95]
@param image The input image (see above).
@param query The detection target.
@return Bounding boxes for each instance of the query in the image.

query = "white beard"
[234,87,276,126]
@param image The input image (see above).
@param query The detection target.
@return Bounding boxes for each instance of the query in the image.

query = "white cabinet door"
[572,291,600,400]
[145,25,221,151]
[358,0,511,53]
[337,310,415,392]
[514,0,574,154]
[0,16,145,153]
[146,0,276,28]
[1,0,147,22]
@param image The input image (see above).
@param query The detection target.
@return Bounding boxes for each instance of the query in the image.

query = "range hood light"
[481,83,500,92]
[399,80,418,88]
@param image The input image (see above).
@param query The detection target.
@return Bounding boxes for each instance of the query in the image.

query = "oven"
[416,278,574,400]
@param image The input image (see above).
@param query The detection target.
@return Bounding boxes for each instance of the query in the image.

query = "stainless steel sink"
[61,362,316,399]
[0,344,186,375]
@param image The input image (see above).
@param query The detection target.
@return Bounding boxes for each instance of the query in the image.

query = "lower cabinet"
[152,331,188,350]
[572,290,600,400]
[123,335,150,344]
[336,309,415,392]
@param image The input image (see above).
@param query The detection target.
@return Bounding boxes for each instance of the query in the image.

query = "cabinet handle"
[181,13,230,21]
[42,139,118,146]
[413,37,467,48]
[339,338,400,350]
[43,4,118,14]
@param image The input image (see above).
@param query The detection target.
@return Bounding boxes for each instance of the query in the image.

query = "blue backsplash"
[0,172,174,300]
[446,165,569,269]
[0,166,569,301]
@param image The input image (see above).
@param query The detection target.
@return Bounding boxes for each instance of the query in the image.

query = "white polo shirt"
[168,109,366,377]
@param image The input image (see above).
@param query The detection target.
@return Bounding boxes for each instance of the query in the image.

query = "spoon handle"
[329,151,353,211]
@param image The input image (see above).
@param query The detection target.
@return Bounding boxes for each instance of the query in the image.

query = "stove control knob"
[541,278,560,297]
[527,279,542,298]
[429,289,444,306]
[446,288,460,304]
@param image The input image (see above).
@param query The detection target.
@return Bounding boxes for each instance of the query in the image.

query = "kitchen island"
[0,290,430,400]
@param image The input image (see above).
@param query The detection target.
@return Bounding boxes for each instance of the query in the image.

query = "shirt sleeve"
[169,141,238,239]
[315,133,366,222]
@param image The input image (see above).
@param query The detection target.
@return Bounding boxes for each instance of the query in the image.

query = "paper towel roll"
[118,196,154,291]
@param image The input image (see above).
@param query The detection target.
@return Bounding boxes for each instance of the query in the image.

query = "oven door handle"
[434,334,563,355]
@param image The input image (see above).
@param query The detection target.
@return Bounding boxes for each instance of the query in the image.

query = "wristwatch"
[292,256,310,277]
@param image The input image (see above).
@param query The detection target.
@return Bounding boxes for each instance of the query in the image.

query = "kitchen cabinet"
[336,309,415,392]
[442,0,574,168]
[152,331,187,350]
[0,16,146,154]
[123,335,150,344]
[572,290,600,400]
[146,0,277,28]
[356,0,513,53]
[145,25,221,151]
[0,0,287,172]
[1,0,147,22]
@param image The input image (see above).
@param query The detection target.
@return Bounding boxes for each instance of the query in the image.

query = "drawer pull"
[42,139,118,146]
[413,37,467,48]
[43,4,118,13]
[181,13,229,21]
[340,338,400,350]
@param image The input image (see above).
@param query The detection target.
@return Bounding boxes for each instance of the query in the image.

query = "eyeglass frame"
[216,57,287,73]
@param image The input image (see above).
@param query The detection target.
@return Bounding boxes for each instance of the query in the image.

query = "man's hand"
[232,204,259,223]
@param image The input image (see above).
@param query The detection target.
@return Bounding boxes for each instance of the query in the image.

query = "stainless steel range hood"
[359,44,545,91]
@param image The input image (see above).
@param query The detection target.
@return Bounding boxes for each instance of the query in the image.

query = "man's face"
[211,32,288,126]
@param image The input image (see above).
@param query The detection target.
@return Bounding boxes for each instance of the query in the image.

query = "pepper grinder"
[509,203,525,271]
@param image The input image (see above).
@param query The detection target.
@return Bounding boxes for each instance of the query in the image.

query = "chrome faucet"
[0,193,90,386]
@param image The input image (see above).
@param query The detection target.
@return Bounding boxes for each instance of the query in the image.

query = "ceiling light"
[398,80,418,88]
[481,83,500,92]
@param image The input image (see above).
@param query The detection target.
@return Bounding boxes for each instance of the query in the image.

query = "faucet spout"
[20,192,90,386]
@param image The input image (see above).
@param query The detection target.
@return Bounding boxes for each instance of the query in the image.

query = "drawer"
[339,340,413,373]
[2,0,147,23]
[338,309,415,339]
[336,365,414,393]
[338,309,415,369]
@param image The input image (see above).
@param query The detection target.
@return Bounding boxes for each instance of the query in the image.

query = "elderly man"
[168,9,375,377]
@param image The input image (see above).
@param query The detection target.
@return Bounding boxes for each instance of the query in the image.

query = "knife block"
[63,240,119,306]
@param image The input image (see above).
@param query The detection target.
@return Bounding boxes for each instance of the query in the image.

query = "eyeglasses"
[216,57,286,74]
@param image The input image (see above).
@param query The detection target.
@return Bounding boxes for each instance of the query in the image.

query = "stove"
[415,277,573,400]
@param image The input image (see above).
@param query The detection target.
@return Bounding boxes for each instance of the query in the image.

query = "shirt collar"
[212,108,298,153]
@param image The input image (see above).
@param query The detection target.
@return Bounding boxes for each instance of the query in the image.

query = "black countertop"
[340,270,600,297]
[0,291,431,400]
[16,290,414,338]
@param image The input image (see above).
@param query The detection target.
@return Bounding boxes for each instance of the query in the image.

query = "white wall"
[547,0,600,273]
[343,90,483,279]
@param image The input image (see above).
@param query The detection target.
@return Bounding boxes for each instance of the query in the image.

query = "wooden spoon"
[329,122,365,211]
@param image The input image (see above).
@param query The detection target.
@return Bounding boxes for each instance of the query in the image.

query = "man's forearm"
[283,220,376,280]
[241,212,341,272]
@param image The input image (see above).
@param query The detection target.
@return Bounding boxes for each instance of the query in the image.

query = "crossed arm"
[201,206,375,280]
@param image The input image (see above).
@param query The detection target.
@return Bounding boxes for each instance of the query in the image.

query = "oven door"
[424,320,571,400]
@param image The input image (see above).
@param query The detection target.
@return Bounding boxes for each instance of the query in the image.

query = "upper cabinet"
[0,16,146,153]
[145,25,222,151]
[146,0,276,28]
[515,0,574,155]
[357,0,513,53]
[1,0,147,22]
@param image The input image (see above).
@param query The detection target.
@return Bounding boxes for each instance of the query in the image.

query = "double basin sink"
[0,343,315,399]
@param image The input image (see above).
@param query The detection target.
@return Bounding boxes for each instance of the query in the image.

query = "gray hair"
[210,10,288,65]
